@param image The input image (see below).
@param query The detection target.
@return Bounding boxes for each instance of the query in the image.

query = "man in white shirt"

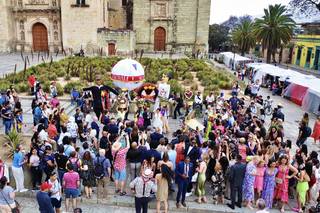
[205,92,215,108]
[194,91,203,110]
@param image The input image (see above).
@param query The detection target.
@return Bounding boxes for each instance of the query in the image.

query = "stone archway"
[154,27,166,51]
[32,23,48,51]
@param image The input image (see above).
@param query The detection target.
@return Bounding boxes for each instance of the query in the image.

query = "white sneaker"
[14,189,19,193]
[186,192,192,197]
[19,189,28,193]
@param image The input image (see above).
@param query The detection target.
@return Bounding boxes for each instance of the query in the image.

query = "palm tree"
[253,4,295,63]
[232,20,256,56]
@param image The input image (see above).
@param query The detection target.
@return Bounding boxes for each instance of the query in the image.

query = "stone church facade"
[0,0,210,54]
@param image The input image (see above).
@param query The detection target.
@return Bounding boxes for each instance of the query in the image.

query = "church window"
[20,31,25,41]
[54,31,58,41]
[18,0,23,7]
[76,0,86,5]
[122,0,127,6]
[53,20,58,30]
[154,3,167,18]
[19,21,24,30]
[52,0,56,6]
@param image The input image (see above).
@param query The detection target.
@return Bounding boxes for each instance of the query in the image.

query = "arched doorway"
[108,43,116,55]
[32,23,48,52]
[154,27,166,51]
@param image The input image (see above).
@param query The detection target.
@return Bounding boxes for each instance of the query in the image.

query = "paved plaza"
[0,52,64,76]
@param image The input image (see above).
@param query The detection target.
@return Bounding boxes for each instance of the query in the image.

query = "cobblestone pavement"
[0,53,65,76]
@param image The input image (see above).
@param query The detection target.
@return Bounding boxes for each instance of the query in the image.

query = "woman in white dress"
[153,108,163,134]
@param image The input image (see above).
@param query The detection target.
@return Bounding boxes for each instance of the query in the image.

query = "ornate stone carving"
[28,0,48,4]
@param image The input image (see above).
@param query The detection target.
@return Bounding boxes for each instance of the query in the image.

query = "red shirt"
[28,75,36,88]
[47,124,58,139]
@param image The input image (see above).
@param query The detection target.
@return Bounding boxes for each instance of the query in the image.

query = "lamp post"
[232,44,237,70]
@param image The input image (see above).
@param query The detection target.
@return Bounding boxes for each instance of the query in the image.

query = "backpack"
[94,157,106,179]
[306,126,312,137]
[70,158,80,173]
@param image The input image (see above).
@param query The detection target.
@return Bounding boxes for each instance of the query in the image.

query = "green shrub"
[48,73,57,81]
[15,83,29,93]
[42,81,50,93]
[56,68,66,78]
[64,81,84,93]
[182,72,193,80]
[175,60,189,73]
[64,74,71,81]
[56,83,64,96]
[168,79,183,94]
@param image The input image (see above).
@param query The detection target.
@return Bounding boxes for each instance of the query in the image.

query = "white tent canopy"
[219,52,253,69]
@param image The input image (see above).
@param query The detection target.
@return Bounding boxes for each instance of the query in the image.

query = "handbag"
[275,177,283,184]
[191,172,198,183]
[0,190,20,213]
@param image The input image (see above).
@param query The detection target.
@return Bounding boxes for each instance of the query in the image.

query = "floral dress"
[274,166,289,203]
[242,162,256,202]
[261,168,278,209]
[211,171,225,202]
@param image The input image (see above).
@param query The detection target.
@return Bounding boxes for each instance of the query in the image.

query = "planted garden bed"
[0,56,237,96]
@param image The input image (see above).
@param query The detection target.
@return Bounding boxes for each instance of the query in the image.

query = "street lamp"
[232,44,237,70]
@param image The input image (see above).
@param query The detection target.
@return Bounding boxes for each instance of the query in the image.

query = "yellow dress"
[156,174,168,202]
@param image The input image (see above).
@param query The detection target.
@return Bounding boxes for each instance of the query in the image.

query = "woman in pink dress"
[274,155,298,213]
[311,116,320,144]
[238,138,247,162]
[254,159,265,199]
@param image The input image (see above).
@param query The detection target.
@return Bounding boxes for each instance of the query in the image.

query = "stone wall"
[97,29,135,55]
[0,0,15,52]
[108,7,127,29]
[133,0,210,53]
[60,0,107,53]
[175,0,210,52]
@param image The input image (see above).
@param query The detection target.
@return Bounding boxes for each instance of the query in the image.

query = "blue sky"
[210,0,291,24]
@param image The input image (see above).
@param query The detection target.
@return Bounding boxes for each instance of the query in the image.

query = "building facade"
[0,0,210,54]
[292,35,320,71]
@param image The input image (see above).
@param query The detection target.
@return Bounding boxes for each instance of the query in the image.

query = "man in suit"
[175,156,193,208]
[83,75,119,118]
[227,155,246,210]
[184,139,200,195]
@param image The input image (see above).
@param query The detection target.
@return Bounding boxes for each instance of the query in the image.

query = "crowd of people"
[1,70,320,213]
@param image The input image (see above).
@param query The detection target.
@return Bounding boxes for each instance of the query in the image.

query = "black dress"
[81,159,96,187]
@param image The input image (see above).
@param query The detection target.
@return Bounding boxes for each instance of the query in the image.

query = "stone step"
[15,185,295,213]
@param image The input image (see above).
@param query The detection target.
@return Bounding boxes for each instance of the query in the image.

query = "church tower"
[60,0,108,53]
[133,0,210,52]
[0,0,14,52]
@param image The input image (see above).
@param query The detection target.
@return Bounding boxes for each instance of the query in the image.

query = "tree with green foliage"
[289,0,320,14]
[208,24,231,52]
[232,20,256,56]
[253,4,295,63]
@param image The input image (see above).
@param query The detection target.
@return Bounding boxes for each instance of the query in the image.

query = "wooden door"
[32,23,48,52]
[154,27,166,51]
[108,43,116,55]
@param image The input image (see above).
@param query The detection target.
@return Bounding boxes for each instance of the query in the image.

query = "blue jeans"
[3,120,12,134]
[58,169,66,185]
[176,181,188,203]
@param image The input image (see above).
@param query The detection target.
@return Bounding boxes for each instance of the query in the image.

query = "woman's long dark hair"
[0,176,7,190]
[160,164,172,183]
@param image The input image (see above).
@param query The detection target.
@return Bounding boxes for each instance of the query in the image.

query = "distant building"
[0,0,210,54]
[292,34,320,71]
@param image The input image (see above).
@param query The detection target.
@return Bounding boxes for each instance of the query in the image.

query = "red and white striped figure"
[111,59,145,91]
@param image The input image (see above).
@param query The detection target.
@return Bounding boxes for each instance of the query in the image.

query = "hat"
[112,141,121,152]
[277,103,283,108]
[40,182,52,191]
[142,168,153,178]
